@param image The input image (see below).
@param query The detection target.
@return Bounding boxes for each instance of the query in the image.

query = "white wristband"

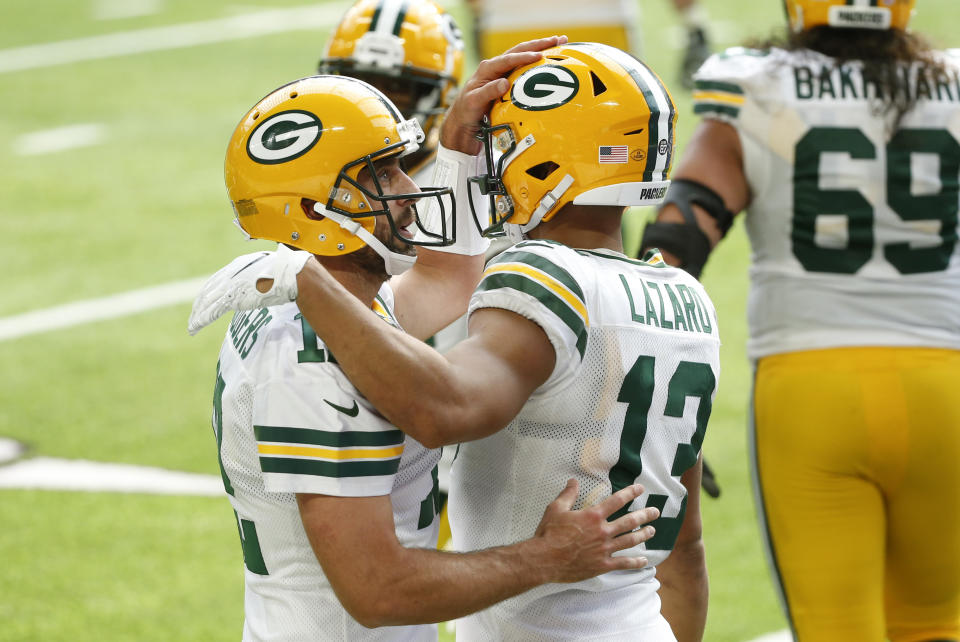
[414,144,491,256]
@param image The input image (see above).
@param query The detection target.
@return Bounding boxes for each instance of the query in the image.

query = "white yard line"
[0,3,350,74]
[13,123,107,156]
[0,456,222,496]
[0,277,206,342]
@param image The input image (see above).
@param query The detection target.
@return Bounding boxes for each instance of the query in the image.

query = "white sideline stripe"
[0,456,223,496]
[0,277,206,342]
[0,4,350,74]
[13,123,106,156]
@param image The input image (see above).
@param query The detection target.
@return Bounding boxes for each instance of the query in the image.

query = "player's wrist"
[412,143,490,255]
[513,534,566,585]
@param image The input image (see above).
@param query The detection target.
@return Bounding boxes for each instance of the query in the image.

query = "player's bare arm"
[298,480,659,627]
[652,119,749,267]
[656,456,708,642]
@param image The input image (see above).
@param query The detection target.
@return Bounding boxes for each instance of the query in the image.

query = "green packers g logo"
[247,110,322,164]
[510,65,579,111]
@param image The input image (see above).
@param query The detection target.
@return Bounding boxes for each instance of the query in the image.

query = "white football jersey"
[694,47,960,359]
[450,242,721,641]
[212,284,441,641]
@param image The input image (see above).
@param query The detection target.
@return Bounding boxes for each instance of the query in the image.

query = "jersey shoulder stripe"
[480,248,589,357]
[477,272,588,358]
[693,78,745,119]
[490,249,587,302]
[254,424,405,477]
[692,47,776,122]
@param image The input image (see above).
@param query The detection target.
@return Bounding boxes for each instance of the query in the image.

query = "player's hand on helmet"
[532,479,659,583]
[440,35,568,155]
[187,245,313,335]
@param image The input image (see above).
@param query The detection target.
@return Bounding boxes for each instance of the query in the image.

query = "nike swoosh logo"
[231,253,268,278]
[324,399,359,417]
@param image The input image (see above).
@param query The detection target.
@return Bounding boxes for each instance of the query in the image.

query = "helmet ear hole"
[590,71,607,96]
[526,161,560,181]
[302,198,323,220]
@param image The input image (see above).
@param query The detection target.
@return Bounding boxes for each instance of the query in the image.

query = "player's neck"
[528,204,625,253]
[317,254,387,307]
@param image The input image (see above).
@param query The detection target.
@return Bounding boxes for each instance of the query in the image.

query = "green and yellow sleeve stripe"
[254,425,404,478]
[479,251,589,358]
[693,79,745,119]
[372,295,400,328]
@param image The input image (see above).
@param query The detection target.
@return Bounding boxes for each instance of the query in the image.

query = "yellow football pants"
[753,347,960,642]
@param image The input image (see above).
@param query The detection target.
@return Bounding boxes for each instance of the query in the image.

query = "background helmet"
[224,75,452,273]
[318,0,464,165]
[783,0,916,32]
[470,42,677,237]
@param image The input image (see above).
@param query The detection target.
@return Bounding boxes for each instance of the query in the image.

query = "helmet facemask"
[315,118,458,272]
[468,121,523,237]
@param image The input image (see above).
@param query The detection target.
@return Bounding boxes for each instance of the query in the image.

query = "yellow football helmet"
[783,0,916,32]
[318,0,464,169]
[469,42,677,238]
[225,75,453,274]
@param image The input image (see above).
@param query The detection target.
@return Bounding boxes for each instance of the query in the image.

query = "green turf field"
[0,1,954,640]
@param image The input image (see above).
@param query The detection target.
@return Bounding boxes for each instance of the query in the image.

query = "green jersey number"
[212,362,269,575]
[792,126,959,274]
[609,356,716,551]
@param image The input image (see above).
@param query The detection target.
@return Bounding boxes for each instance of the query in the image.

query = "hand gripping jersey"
[450,242,720,641]
[212,284,441,642]
[693,48,960,359]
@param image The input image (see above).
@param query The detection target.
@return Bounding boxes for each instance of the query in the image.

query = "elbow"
[398,409,455,449]
[343,591,427,629]
[340,592,400,629]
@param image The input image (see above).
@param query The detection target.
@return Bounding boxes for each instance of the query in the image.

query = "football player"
[196,40,662,641]
[317,0,464,187]
[640,0,960,639]
[192,42,720,641]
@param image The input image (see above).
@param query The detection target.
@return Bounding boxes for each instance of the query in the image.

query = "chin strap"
[503,173,575,241]
[314,204,417,276]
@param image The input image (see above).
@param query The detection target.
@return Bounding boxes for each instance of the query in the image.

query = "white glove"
[187,245,312,335]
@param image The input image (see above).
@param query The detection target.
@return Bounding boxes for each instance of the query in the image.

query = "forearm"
[393,247,484,340]
[363,539,552,627]
[657,540,708,642]
[295,260,476,447]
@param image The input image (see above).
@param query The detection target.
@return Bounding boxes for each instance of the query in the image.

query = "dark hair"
[749,26,947,128]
